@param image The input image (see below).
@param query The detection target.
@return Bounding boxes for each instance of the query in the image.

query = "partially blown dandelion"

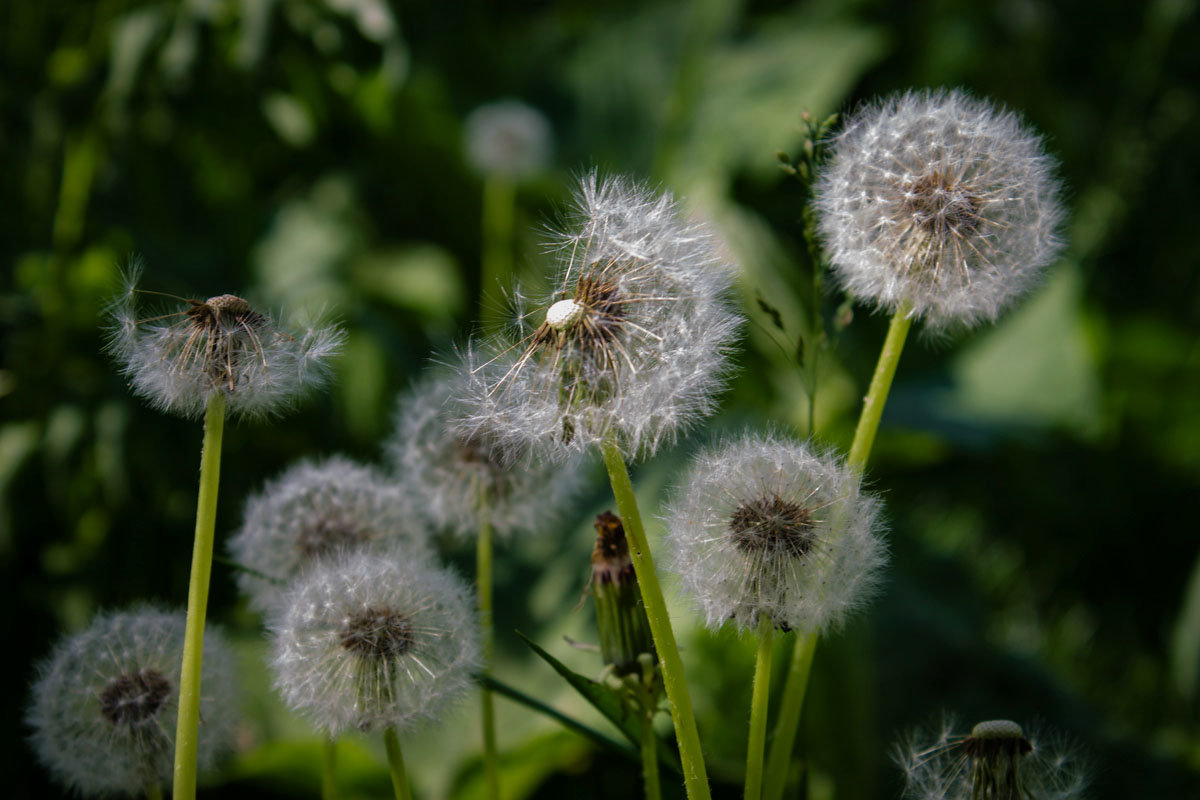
[815,89,1065,329]
[106,263,343,420]
[464,100,553,179]
[895,717,1087,800]
[229,456,431,613]
[664,432,887,633]
[387,371,583,541]
[27,608,237,797]
[269,547,481,737]
[459,174,743,462]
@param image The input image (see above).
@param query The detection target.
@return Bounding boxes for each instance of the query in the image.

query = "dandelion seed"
[815,89,1065,329]
[459,174,744,462]
[106,261,343,420]
[269,547,481,737]
[663,432,887,633]
[386,369,584,542]
[464,100,553,179]
[27,607,237,797]
[228,456,432,614]
[894,717,1088,799]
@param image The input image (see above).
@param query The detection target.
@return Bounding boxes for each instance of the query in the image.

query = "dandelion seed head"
[815,89,1065,329]
[894,716,1088,800]
[228,456,432,614]
[105,261,344,420]
[464,100,553,179]
[26,607,237,796]
[269,547,481,737]
[458,174,744,462]
[663,432,887,633]
[386,370,584,542]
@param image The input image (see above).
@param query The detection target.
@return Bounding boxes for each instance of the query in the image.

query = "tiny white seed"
[546,299,584,330]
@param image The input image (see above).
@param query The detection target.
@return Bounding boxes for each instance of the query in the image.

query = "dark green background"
[3,0,1198,797]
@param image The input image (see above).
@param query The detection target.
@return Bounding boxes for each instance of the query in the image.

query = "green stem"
[744,613,775,800]
[600,439,711,800]
[383,727,412,800]
[481,176,515,333]
[145,783,163,800]
[323,737,338,800]
[762,631,818,800]
[640,704,663,800]
[477,493,500,800]
[846,306,913,472]
[172,392,226,800]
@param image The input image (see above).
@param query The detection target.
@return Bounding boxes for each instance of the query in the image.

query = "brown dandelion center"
[187,294,266,332]
[535,270,624,351]
[902,171,983,239]
[729,493,816,558]
[963,719,1033,760]
[99,668,172,726]
[295,515,371,559]
[340,606,415,660]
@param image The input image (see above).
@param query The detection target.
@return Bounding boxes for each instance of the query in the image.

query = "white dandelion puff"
[106,261,344,420]
[385,369,585,542]
[815,89,1065,329]
[228,455,433,614]
[663,432,887,633]
[269,547,482,737]
[26,607,237,797]
[458,174,744,462]
[894,717,1088,800]
[464,100,553,179]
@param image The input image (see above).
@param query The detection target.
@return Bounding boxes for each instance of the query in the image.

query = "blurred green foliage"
[3,0,1199,798]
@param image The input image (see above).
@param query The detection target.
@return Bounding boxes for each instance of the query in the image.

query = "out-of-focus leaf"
[449,730,593,800]
[1170,550,1200,703]
[352,245,464,320]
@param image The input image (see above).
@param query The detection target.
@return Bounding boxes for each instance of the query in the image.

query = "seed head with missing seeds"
[228,456,433,614]
[815,89,1065,329]
[269,547,481,736]
[26,607,237,796]
[895,717,1087,800]
[663,432,886,633]
[106,262,343,420]
[458,174,743,462]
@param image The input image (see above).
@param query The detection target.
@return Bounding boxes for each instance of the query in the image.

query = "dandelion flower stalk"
[477,489,500,800]
[743,612,774,800]
[174,391,225,800]
[602,439,710,800]
[383,727,412,800]
[322,737,338,800]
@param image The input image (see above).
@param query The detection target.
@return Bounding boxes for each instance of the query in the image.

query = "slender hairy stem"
[172,392,226,800]
[383,727,412,800]
[477,490,500,800]
[145,783,163,800]
[600,439,711,800]
[481,176,515,333]
[762,631,818,800]
[744,613,775,800]
[640,704,663,800]
[322,737,338,800]
[847,306,913,471]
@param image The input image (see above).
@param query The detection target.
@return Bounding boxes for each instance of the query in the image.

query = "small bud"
[590,511,655,675]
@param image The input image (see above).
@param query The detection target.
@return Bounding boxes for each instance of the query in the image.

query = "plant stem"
[172,392,226,800]
[477,491,500,800]
[762,631,818,800]
[145,783,163,800]
[481,176,515,333]
[383,727,412,800]
[744,613,775,800]
[322,737,338,800]
[640,704,663,800]
[600,439,711,800]
[847,306,913,472]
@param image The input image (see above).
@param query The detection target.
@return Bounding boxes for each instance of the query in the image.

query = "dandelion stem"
[172,391,226,800]
[601,438,711,800]
[762,630,818,800]
[145,783,163,800]
[477,490,500,800]
[322,737,338,800]
[744,612,775,800]
[847,305,913,472]
[481,176,515,332]
[383,727,412,800]
[640,701,663,800]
